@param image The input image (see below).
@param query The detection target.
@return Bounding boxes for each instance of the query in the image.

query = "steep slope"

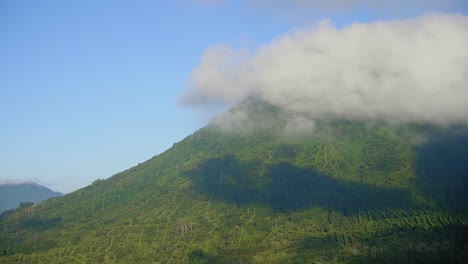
[0,183,62,213]
[1,99,467,263]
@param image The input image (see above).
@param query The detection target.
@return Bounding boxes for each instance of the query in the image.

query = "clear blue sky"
[1,0,466,193]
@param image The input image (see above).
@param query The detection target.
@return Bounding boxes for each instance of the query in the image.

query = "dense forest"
[1,100,467,263]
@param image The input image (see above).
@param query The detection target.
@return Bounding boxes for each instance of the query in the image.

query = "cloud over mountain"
[182,14,468,125]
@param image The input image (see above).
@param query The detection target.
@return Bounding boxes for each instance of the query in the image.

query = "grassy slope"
[1,101,467,263]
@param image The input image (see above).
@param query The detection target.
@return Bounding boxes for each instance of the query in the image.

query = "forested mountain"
[1,99,467,263]
[0,183,62,213]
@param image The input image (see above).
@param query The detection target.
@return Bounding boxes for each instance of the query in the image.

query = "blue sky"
[1,0,466,193]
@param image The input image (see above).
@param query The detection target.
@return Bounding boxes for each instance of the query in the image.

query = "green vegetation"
[1,100,467,263]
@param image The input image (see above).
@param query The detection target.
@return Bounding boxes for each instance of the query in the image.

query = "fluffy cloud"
[182,14,468,125]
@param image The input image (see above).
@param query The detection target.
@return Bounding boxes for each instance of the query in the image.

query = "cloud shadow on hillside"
[186,155,412,214]
[289,222,468,263]
[414,127,468,212]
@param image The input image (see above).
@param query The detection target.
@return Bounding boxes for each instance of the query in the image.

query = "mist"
[0,179,38,185]
[182,14,468,128]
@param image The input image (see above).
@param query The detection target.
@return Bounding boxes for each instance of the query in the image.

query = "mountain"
[0,183,62,213]
[1,99,467,263]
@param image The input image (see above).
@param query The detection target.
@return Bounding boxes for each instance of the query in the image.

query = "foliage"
[1,101,467,263]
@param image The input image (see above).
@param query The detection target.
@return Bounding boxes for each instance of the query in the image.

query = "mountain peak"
[0,182,62,213]
[0,104,467,263]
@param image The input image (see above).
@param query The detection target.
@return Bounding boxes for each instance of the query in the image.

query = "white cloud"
[182,14,468,125]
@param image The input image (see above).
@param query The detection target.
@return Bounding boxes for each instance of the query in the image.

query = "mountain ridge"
[0,182,62,213]
[1,101,467,263]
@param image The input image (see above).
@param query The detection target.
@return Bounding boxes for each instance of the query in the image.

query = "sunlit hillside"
[1,100,467,263]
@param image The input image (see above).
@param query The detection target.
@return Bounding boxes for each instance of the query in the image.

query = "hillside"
[0,183,62,213]
[1,99,467,263]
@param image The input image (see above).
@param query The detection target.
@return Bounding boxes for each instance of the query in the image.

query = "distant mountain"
[0,99,467,263]
[0,183,62,213]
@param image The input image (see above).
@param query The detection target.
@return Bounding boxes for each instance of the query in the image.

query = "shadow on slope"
[291,223,468,264]
[415,127,468,212]
[187,155,411,214]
